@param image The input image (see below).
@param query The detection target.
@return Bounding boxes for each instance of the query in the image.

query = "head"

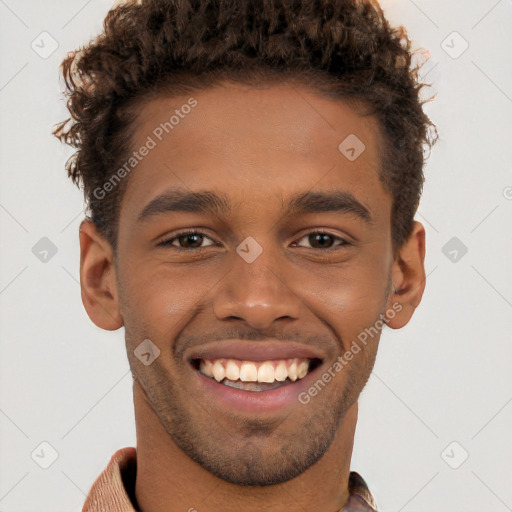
[54,0,436,487]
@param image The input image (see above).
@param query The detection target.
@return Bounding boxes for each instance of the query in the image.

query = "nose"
[212,248,303,330]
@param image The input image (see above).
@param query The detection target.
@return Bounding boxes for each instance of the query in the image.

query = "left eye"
[293,232,350,250]
[158,230,350,251]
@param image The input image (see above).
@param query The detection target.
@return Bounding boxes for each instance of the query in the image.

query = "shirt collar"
[342,471,378,511]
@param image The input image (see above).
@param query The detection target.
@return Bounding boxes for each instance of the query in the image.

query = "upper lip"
[185,339,325,363]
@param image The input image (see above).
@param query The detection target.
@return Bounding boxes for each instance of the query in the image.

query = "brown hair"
[53,0,437,256]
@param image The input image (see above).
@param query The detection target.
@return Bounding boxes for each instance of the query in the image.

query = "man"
[53,0,437,510]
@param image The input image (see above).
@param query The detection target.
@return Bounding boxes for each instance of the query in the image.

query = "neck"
[133,382,358,512]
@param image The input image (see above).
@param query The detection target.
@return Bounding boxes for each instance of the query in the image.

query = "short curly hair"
[53,0,437,257]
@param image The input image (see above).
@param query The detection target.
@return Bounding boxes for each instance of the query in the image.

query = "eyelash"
[157,229,352,252]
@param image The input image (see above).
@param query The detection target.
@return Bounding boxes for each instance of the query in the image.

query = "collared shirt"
[82,446,378,512]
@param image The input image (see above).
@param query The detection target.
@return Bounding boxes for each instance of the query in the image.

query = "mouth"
[184,340,327,414]
[191,357,323,392]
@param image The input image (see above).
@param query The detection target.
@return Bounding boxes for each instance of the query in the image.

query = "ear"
[385,221,426,329]
[79,219,123,330]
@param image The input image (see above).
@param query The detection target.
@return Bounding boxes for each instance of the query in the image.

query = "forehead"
[121,82,389,223]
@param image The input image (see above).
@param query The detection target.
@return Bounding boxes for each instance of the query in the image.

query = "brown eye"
[175,233,205,249]
[158,230,216,250]
[294,232,350,250]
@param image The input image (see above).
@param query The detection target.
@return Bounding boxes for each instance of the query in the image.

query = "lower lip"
[194,365,321,414]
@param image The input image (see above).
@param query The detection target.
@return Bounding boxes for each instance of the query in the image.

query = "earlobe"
[79,219,124,331]
[385,221,426,330]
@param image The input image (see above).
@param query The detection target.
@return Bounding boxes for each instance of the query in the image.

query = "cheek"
[121,263,218,334]
[296,263,389,344]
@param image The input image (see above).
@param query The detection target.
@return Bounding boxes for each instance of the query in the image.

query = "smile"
[192,357,322,392]
[185,340,326,413]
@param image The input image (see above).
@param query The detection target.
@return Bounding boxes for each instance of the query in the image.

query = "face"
[95,82,404,485]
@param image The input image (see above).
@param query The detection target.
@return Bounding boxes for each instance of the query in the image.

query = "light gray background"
[0,0,511,510]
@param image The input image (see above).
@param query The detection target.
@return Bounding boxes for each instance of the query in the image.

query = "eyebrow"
[137,189,373,224]
[287,190,373,223]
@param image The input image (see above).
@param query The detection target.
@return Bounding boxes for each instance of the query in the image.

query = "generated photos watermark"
[93,97,198,200]
[298,301,402,405]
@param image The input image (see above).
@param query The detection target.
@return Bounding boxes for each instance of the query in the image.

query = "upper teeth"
[199,358,310,383]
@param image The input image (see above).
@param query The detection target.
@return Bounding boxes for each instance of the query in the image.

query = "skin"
[79,81,426,512]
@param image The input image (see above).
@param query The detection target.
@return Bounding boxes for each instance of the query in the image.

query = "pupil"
[182,234,202,248]
[311,233,332,248]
